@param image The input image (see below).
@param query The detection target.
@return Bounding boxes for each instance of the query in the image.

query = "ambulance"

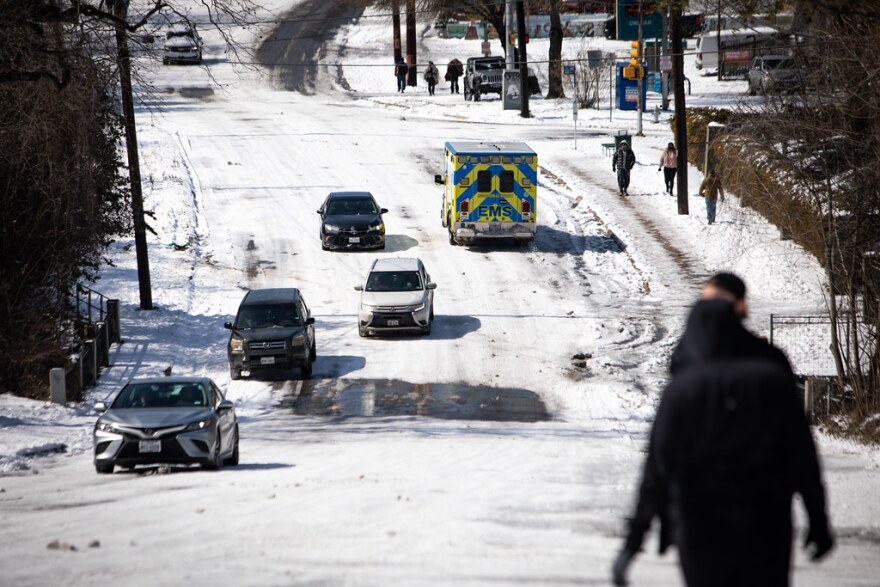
[434,141,537,246]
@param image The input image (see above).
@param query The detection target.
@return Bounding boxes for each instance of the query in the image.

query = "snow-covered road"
[1,2,878,585]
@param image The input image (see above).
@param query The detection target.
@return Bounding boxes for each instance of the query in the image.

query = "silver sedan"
[93,376,239,474]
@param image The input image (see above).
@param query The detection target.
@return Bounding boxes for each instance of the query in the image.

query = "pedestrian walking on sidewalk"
[394,57,407,93]
[659,142,678,195]
[612,140,637,196]
[699,169,725,224]
[424,61,439,96]
[445,58,463,94]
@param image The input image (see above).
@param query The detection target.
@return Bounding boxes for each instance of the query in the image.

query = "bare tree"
[544,0,565,99]
[0,0,266,398]
[720,11,880,421]
[0,1,130,397]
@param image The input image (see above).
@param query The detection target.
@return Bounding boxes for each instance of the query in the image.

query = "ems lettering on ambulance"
[443,141,537,244]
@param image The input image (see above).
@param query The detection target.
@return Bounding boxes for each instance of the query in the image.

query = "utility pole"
[405,0,416,86]
[516,0,529,118]
[391,0,401,64]
[112,0,152,309]
[505,0,515,69]
[715,0,722,82]
[636,0,644,136]
[671,4,688,215]
[660,4,669,110]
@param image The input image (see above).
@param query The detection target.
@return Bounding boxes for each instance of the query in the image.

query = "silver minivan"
[355,258,436,336]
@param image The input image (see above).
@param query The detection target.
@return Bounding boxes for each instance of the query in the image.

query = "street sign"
[660,56,672,72]
[563,65,576,75]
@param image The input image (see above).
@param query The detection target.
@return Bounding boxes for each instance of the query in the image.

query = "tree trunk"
[546,0,564,99]
[391,0,401,63]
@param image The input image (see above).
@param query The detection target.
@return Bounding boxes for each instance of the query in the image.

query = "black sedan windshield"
[325,198,378,215]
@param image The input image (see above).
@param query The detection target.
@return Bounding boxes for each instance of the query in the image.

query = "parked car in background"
[463,56,540,102]
[748,55,804,95]
[317,191,387,251]
[93,376,238,473]
[163,23,203,65]
[695,27,777,74]
[225,288,316,380]
[355,257,436,336]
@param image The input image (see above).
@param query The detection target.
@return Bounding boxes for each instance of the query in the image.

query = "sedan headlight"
[324,223,342,234]
[290,334,305,346]
[229,335,243,352]
[184,418,215,432]
[370,221,385,233]
[95,421,118,433]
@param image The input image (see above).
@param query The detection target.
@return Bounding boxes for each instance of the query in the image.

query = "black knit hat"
[705,272,746,300]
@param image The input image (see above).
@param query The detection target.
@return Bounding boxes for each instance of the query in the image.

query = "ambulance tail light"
[460,200,469,220]
[522,200,531,221]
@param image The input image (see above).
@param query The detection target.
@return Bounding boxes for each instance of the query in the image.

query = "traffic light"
[624,41,644,80]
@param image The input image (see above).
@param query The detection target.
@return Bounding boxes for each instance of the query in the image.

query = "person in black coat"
[670,272,794,382]
[394,57,408,93]
[613,299,834,587]
[612,140,637,195]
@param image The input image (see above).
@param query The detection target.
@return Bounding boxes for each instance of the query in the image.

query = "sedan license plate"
[387,319,399,326]
[139,440,161,453]
[260,356,275,365]
[348,237,361,244]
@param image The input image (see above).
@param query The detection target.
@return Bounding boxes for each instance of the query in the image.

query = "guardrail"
[51,286,121,403]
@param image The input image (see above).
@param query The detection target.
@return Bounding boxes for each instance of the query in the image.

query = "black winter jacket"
[623,300,829,570]
[612,148,636,172]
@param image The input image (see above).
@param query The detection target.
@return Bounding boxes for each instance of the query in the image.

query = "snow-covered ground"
[1,3,878,586]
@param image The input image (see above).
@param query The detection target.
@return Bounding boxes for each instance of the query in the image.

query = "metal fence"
[769,314,838,377]
[60,286,121,402]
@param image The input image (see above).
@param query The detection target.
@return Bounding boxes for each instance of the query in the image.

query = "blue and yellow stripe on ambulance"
[453,163,536,222]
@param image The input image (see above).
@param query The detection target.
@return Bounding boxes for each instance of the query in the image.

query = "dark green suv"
[224,288,316,380]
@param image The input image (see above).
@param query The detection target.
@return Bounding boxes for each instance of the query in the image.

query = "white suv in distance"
[355,258,436,336]
[163,23,203,65]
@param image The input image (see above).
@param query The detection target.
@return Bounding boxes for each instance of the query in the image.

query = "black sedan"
[318,191,387,251]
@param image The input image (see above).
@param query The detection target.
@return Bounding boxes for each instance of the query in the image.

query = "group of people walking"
[612,139,725,225]
[394,58,462,95]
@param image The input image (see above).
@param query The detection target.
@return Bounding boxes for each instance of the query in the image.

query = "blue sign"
[563,65,576,75]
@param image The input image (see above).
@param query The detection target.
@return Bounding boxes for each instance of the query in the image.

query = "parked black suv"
[225,288,316,380]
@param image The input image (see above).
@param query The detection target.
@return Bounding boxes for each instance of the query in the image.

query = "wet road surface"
[275,379,550,422]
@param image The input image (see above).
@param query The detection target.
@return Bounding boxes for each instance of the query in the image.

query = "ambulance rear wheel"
[448,231,457,246]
